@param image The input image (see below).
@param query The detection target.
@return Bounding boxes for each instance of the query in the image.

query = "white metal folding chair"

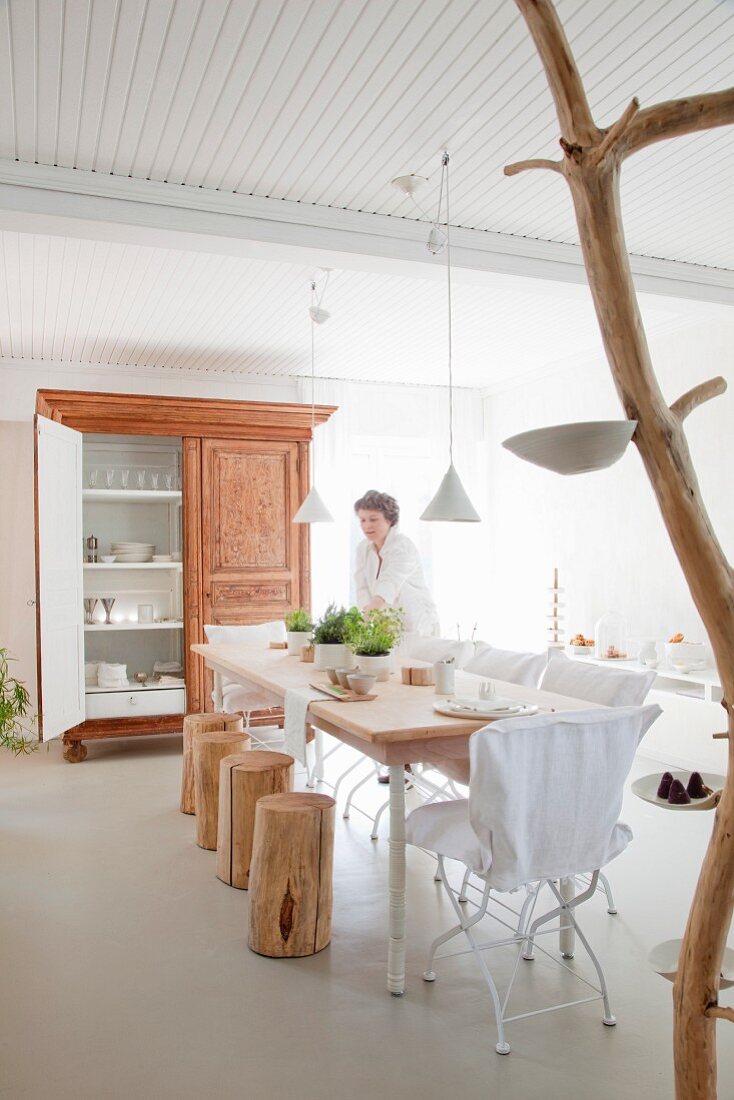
[406,705,661,1055]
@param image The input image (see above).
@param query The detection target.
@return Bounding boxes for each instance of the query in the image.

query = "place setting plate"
[433,696,539,720]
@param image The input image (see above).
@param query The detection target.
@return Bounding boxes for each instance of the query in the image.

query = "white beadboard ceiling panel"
[0,230,725,388]
[0,0,732,270]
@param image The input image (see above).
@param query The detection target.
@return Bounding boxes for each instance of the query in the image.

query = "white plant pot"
[314,643,355,671]
[286,630,312,656]
[353,653,392,681]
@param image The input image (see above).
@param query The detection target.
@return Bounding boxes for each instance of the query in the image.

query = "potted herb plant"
[284,608,315,656]
[312,604,362,670]
[345,607,404,681]
[1,649,38,755]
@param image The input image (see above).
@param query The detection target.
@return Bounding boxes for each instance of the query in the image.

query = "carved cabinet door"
[200,439,304,632]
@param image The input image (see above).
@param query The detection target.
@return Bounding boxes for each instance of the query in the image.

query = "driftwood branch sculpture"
[507,3,734,1098]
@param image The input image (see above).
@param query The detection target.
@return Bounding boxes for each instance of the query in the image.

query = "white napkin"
[284,686,322,765]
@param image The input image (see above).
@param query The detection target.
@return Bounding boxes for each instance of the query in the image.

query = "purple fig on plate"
[686,771,713,799]
[657,771,674,799]
[668,779,691,805]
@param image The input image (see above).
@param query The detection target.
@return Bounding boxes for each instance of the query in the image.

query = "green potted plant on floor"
[0,649,37,755]
[284,608,315,656]
[345,607,404,681]
[312,604,362,670]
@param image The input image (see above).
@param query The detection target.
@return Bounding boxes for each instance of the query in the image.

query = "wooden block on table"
[269,641,288,650]
[400,665,435,686]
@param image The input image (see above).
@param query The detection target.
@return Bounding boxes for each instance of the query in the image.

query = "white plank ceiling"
[0,229,724,387]
[0,0,732,383]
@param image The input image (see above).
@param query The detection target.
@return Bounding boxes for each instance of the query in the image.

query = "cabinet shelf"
[83,562,182,571]
[83,489,181,503]
[85,680,184,694]
[84,622,183,631]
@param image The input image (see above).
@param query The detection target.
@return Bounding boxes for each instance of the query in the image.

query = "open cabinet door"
[35,415,84,739]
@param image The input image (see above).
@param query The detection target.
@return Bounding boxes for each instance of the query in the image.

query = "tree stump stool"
[180,712,243,815]
[216,751,295,890]
[193,730,250,850]
[248,793,336,957]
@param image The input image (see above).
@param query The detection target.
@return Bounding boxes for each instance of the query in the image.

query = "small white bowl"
[569,644,593,656]
[347,672,377,695]
[100,555,117,563]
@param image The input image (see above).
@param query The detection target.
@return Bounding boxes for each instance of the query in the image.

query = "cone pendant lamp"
[293,276,334,525]
[421,153,480,524]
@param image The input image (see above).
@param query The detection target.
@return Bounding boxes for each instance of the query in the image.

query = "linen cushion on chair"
[540,653,656,706]
[400,637,475,669]
[465,644,547,687]
[407,705,661,889]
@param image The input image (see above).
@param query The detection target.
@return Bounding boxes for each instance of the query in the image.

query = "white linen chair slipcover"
[465,643,547,687]
[540,652,656,707]
[406,704,661,1053]
[203,622,285,747]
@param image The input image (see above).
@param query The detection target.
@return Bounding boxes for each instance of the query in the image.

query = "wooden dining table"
[192,644,599,994]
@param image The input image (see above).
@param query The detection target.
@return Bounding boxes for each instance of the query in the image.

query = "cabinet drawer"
[85,687,186,720]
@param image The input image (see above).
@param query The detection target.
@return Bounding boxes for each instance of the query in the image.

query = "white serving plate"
[631,771,725,811]
[433,697,539,720]
[114,553,153,563]
[649,939,734,988]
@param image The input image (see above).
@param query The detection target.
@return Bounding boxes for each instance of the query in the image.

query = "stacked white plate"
[111,541,155,563]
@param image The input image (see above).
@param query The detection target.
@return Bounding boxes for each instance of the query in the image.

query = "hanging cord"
[442,151,454,467]
[310,280,317,486]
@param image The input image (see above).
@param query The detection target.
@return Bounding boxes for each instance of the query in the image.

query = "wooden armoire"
[34,390,335,761]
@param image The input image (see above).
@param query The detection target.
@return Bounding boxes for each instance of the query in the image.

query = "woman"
[353,489,439,637]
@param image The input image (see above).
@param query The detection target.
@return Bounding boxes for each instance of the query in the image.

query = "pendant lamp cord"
[310,280,317,486]
[442,151,454,467]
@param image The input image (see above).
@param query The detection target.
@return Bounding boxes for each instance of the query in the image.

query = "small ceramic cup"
[347,672,376,695]
[335,668,353,688]
[325,667,339,685]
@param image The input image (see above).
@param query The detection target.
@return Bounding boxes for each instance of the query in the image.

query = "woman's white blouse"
[354,527,439,635]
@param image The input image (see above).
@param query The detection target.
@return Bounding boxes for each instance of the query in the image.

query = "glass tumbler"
[136,470,146,490]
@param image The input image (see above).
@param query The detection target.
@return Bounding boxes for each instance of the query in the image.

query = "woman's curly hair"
[353,490,399,527]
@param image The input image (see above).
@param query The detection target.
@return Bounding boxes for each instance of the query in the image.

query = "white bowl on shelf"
[99,555,117,563]
[569,644,594,656]
[664,641,706,669]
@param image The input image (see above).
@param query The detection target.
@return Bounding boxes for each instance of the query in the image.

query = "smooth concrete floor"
[1,734,732,1100]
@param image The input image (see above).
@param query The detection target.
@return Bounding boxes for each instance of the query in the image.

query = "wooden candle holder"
[401,665,435,686]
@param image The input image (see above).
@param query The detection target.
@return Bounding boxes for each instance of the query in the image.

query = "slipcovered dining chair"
[406,704,661,1055]
[203,621,296,752]
[539,652,656,707]
[464,643,548,687]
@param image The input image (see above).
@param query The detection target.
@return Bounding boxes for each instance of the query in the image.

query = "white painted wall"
[482,317,734,656]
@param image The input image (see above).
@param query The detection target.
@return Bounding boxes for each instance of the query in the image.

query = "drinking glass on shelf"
[105,469,115,489]
[88,469,98,488]
[150,473,160,490]
[164,473,173,491]
[120,469,130,489]
[136,470,146,490]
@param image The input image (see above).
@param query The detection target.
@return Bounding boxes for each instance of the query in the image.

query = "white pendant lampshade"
[420,152,480,524]
[420,463,481,522]
[502,420,637,476]
[293,485,333,524]
[293,273,334,525]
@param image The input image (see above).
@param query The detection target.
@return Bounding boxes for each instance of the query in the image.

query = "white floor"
[1,734,731,1100]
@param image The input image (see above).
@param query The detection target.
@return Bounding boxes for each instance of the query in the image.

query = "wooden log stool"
[216,751,295,890]
[193,730,250,850]
[248,793,336,958]
[180,712,243,815]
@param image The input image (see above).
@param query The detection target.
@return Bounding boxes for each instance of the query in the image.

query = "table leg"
[213,671,223,712]
[388,764,407,995]
[559,876,576,958]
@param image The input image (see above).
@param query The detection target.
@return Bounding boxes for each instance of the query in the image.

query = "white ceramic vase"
[314,643,355,671]
[286,630,312,656]
[354,653,392,682]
